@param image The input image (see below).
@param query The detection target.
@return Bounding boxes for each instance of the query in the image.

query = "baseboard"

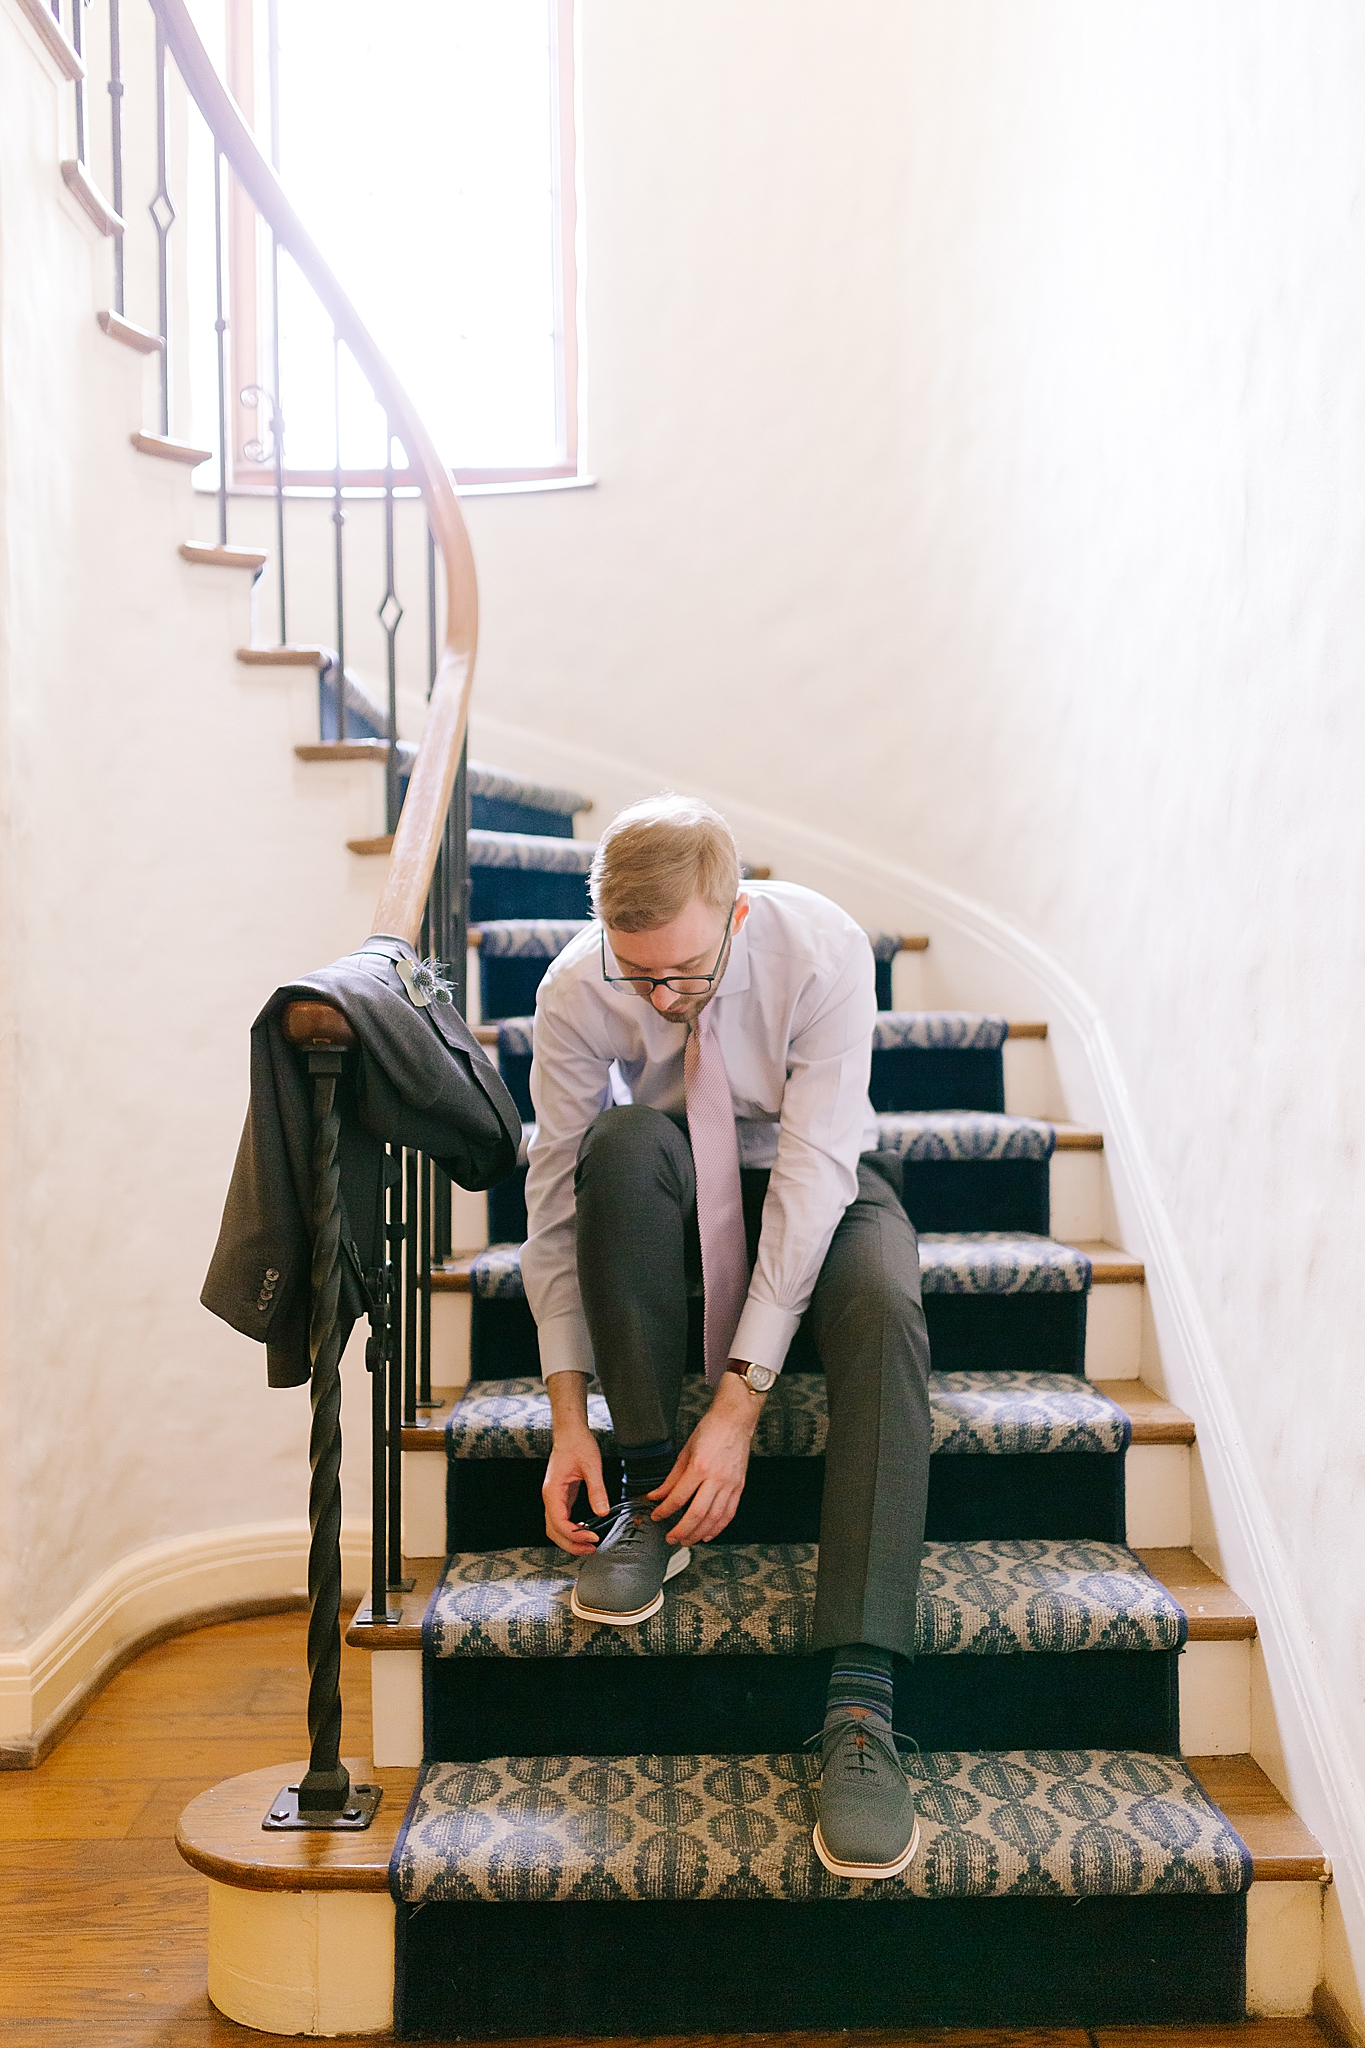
[1317,1980,1365,2048]
[0,1519,371,1767]
[469,708,1365,2023]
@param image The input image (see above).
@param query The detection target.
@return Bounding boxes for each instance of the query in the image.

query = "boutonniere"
[395,955,456,1009]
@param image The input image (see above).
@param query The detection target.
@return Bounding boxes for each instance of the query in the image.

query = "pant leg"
[807,1159,931,1659]
[574,1104,696,1447]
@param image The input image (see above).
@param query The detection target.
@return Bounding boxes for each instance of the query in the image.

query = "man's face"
[605,893,749,1026]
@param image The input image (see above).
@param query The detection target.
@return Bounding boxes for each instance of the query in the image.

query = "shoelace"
[574,1498,654,1548]
[803,1720,921,1777]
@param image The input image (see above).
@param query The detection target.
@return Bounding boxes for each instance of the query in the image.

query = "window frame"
[223,0,579,491]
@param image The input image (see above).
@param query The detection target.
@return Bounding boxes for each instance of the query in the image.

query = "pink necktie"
[684,1005,750,1384]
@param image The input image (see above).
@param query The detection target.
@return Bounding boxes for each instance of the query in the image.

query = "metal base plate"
[262,1781,383,1831]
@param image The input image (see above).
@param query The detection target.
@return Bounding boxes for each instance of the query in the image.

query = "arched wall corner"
[470,706,1365,2034]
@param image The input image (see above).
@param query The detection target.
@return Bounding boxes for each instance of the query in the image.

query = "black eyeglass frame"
[600,903,736,997]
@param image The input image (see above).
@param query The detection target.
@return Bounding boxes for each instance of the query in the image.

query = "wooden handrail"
[150,0,477,947]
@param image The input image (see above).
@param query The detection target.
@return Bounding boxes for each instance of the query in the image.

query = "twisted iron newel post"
[279,1001,358,1820]
[298,1049,349,1813]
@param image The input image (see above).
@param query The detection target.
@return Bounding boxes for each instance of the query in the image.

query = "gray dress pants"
[573,1104,931,1660]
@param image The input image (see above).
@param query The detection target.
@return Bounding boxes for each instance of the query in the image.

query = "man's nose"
[650,984,675,1014]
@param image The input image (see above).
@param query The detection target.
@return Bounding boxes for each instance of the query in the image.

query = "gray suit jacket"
[202,935,520,1387]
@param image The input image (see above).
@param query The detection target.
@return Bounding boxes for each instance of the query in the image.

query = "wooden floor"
[0,1611,1337,2048]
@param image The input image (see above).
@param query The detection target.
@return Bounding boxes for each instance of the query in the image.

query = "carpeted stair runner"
[420,1538,1183,1760]
[386,761,1251,2033]
[444,1370,1131,1548]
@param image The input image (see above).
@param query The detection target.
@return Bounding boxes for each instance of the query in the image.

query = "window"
[223,0,578,487]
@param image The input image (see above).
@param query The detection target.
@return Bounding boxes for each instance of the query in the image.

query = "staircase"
[11,0,1333,2030]
[174,764,1332,2037]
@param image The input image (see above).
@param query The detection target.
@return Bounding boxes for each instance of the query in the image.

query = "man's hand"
[542,1372,609,1554]
[648,1369,765,1546]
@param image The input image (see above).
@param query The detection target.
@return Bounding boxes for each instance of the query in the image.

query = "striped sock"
[620,1440,676,1501]
[825,1643,894,1733]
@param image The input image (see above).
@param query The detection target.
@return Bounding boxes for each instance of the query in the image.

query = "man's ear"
[733,892,750,932]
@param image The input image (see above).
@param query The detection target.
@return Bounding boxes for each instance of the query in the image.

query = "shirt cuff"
[730,1296,802,1376]
[536,1309,596,1380]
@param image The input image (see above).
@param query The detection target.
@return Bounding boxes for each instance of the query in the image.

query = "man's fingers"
[650,1463,703,1521]
[669,1479,736,1546]
[585,1470,609,1517]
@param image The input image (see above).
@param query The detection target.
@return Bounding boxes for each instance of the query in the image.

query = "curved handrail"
[151,0,475,946]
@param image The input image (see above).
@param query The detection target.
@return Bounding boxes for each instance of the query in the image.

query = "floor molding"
[0,1519,370,1768]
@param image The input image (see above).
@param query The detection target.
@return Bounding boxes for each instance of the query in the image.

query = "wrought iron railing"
[39,0,480,1822]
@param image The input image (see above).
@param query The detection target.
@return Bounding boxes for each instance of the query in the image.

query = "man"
[522,794,931,1880]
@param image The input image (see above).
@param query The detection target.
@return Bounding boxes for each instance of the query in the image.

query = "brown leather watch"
[725,1360,778,1393]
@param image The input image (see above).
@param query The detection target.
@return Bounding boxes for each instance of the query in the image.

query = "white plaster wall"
[358,0,1365,2013]
[0,0,387,1654]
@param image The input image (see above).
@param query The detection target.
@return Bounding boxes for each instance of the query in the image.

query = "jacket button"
[266,1269,280,1281]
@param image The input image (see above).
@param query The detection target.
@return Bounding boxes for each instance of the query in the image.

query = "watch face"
[747,1364,778,1393]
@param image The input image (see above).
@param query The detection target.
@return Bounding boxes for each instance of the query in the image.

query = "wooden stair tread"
[1186,1754,1329,1882]
[97,309,163,354]
[174,1753,1319,1897]
[179,541,268,570]
[478,1020,1052,1048]
[1050,1122,1103,1150]
[349,833,395,856]
[16,0,84,80]
[176,1757,416,1892]
[237,644,331,666]
[351,1549,1249,1648]
[131,431,211,465]
[297,741,394,762]
[1075,1240,1144,1283]
[1136,1547,1256,1640]
[403,1390,463,1450]
[346,1558,442,1652]
[60,160,123,236]
[1098,1380,1196,1444]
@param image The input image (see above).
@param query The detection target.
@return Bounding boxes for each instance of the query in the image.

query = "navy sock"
[620,1439,675,1501]
[825,1643,894,1732]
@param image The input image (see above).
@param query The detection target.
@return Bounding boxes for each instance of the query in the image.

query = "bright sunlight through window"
[270,0,572,478]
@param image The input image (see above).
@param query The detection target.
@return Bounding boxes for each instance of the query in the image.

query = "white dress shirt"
[523,880,879,1381]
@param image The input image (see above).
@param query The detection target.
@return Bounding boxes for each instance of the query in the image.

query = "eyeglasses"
[601,904,735,998]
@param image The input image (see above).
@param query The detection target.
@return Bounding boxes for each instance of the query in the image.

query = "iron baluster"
[403,1149,419,1427]
[71,0,85,164]
[450,739,470,1014]
[266,0,285,644]
[380,423,403,832]
[418,1152,436,1408]
[107,0,123,313]
[365,1260,393,1627]
[386,1154,412,1594]
[331,334,346,742]
[426,523,437,696]
[211,148,228,545]
[150,19,174,435]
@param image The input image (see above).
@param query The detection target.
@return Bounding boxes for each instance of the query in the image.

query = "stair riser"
[426,1649,1180,1762]
[370,1636,1249,1770]
[471,869,591,924]
[444,1144,1106,1252]
[461,1289,1135,1382]
[199,1878,1323,2035]
[405,1440,1184,1560]
[395,1893,1248,2034]
[430,1451,1127,1555]
[470,794,575,838]
[490,1156,1059,1244]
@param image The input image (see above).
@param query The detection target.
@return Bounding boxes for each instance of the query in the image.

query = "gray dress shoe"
[569,1500,692,1625]
[812,1714,921,1880]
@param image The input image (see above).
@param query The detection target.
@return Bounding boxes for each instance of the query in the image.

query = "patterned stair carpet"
[421,1540,1184,1761]
[395,764,1249,2034]
[446,1368,1132,1461]
[393,1747,1249,1906]
[466,1231,1092,1299]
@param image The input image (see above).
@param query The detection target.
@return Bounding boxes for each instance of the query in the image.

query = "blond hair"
[589,794,740,932]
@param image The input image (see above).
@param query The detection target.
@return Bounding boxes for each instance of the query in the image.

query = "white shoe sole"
[569,1544,692,1626]
[811,1814,921,1881]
